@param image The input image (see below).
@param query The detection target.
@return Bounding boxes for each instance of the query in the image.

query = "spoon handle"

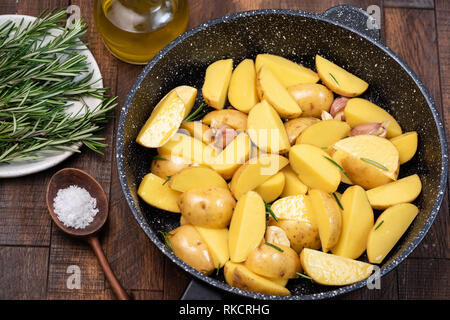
[87,236,130,300]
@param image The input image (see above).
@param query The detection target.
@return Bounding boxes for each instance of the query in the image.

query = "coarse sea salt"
[53,185,99,229]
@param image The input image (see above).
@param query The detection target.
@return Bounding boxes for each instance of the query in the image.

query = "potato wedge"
[256,65,302,119]
[280,165,308,197]
[296,120,351,148]
[178,186,236,228]
[228,191,266,262]
[309,189,342,252]
[138,173,181,213]
[202,59,233,110]
[136,86,197,148]
[367,203,419,263]
[229,154,289,200]
[169,166,228,192]
[287,83,333,117]
[269,195,320,252]
[167,225,215,275]
[366,174,422,210]
[333,135,399,189]
[151,154,193,179]
[157,133,215,167]
[180,121,214,144]
[228,59,259,113]
[247,100,291,153]
[224,261,290,295]
[390,131,418,164]
[300,248,373,286]
[245,243,301,279]
[195,226,229,268]
[289,144,341,193]
[202,109,247,130]
[210,132,251,179]
[255,171,285,203]
[255,53,319,86]
[284,117,320,145]
[344,98,402,138]
[315,55,368,97]
[332,185,374,259]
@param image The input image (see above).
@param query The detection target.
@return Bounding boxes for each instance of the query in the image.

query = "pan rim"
[116,7,448,300]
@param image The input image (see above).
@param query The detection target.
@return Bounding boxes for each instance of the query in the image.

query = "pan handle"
[322,4,382,43]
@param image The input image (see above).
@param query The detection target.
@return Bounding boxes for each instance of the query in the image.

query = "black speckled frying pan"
[116,5,448,300]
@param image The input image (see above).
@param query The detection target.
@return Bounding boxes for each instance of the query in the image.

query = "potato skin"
[178,186,236,228]
[284,117,320,144]
[269,219,321,253]
[168,225,215,275]
[202,109,248,130]
[287,83,333,117]
[151,154,193,179]
[245,244,301,279]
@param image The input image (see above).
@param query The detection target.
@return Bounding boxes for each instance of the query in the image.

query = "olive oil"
[94,0,189,64]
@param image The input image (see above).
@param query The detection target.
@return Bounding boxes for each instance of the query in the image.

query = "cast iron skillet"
[116,5,448,300]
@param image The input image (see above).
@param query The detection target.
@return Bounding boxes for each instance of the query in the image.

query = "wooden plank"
[339,268,399,299]
[0,0,17,14]
[397,258,450,299]
[384,0,434,9]
[105,289,163,300]
[384,7,449,260]
[163,256,190,299]
[0,246,49,299]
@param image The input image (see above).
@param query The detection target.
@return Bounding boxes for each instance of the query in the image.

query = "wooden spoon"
[46,168,130,300]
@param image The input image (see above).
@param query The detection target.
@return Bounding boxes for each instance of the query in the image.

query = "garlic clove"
[350,121,390,137]
[330,96,349,117]
[213,125,237,149]
[333,111,346,121]
[321,110,334,120]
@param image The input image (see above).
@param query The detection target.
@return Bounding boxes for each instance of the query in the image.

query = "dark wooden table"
[0,0,448,300]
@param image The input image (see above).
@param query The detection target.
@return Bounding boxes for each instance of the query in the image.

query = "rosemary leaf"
[323,155,350,178]
[264,201,278,222]
[374,220,384,230]
[184,103,207,122]
[264,242,284,252]
[296,272,312,280]
[360,157,389,171]
[332,192,344,210]
[153,156,168,161]
[162,175,172,185]
[329,72,339,86]
[159,231,174,252]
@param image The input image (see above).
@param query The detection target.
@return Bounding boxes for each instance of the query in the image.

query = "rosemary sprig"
[360,158,389,171]
[0,10,116,163]
[329,72,339,86]
[159,231,174,252]
[264,201,278,222]
[162,175,172,185]
[153,155,168,161]
[264,242,284,252]
[374,220,384,230]
[332,192,344,210]
[184,103,207,122]
[323,156,350,179]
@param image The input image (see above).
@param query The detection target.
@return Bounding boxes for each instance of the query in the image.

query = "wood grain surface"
[0,0,448,300]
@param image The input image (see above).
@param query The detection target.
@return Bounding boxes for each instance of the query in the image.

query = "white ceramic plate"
[0,15,103,178]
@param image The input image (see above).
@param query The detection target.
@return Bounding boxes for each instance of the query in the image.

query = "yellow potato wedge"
[390,131,418,164]
[247,100,291,153]
[202,109,247,130]
[228,59,259,113]
[137,173,181,213]
[366,174,422,210]
[300,248,373,286]
[229,154,289,200]
[195,226,229,268]
[210,132,251,179]
[256,65,302,119]
[289,144,341,193]
[269,195,320,252]
[344,98,402,138]
[180,121,214,144]
[151,154,193,179]
[255,171,285,203]
[224,261,290,295]
[332,185,374,259]
[228,191,266,262]
[169,166,228,192]
[255,53,319,86]
[330,149,353,185]
[309,189,342,253]
[333,135,399,189]
[284,117,320,145]
[280,165,308,197]
[367,203,419,264]
[315,55,368,97]
[296,120,351,148]
[287,83,334,117]
[157,133,215,167]
[202,59,233,110]
[245,243,301,279]
[136,86,197,148]
[168,225,215,275]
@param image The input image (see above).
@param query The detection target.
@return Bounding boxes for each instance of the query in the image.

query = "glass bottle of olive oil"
[94,0,189,64]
